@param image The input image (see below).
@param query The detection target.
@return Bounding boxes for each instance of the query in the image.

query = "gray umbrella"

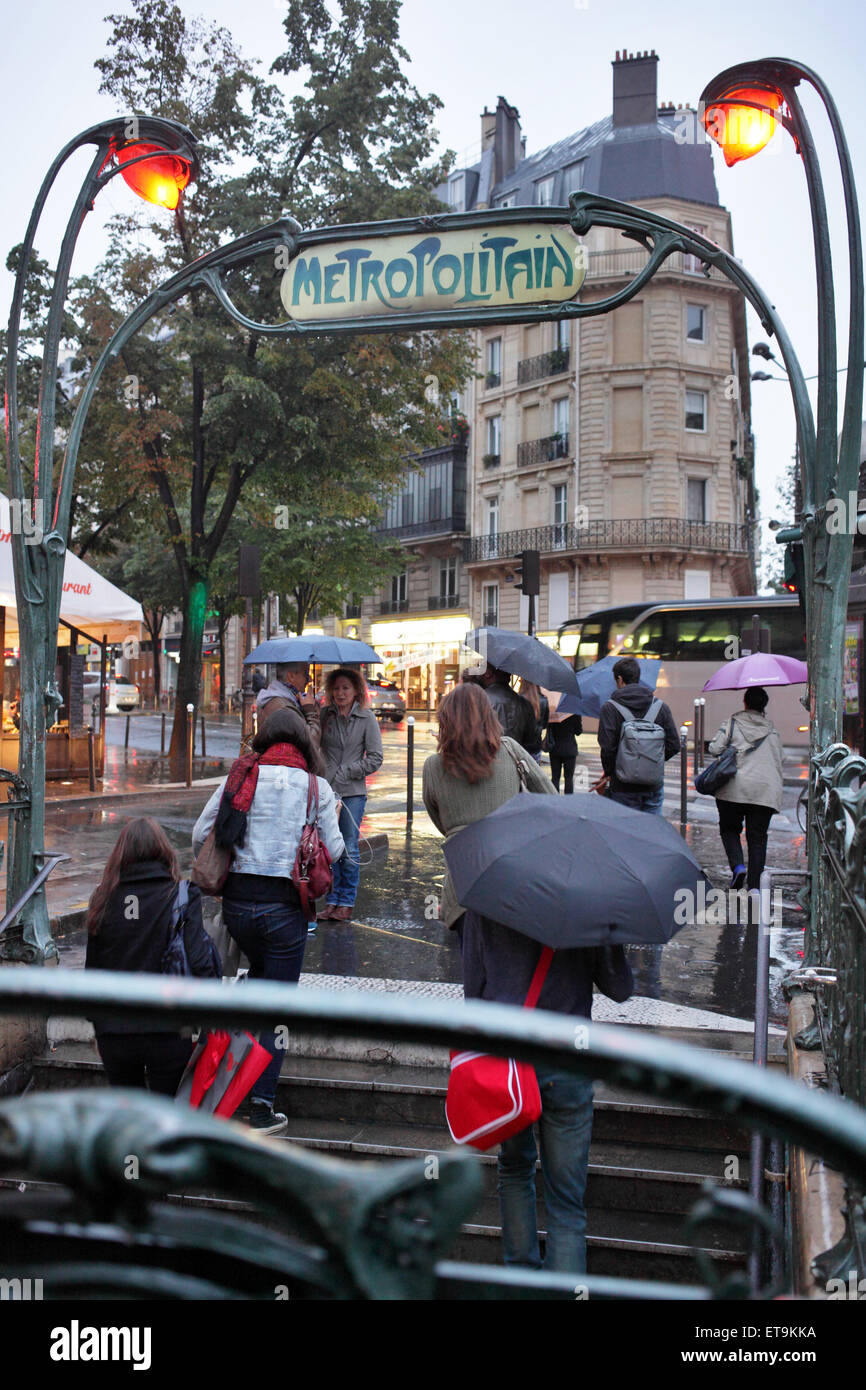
[464,627,581,695]
[443,793,709,947]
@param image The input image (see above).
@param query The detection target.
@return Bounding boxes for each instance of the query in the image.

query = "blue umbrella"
[244,636,382,665]
[557,655,660,719]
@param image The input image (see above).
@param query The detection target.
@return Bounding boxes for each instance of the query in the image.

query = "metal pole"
[697,698,706,770]
[200,716,206,757]
[241,597,254,745]
[406,715,415,830]
[748,868,773,1292]
[160,712,166,756]
[679,726,689,838]
[124,713,130,752]
[185,703,194,788]
[527,594,536,638]
[87,728,95,793]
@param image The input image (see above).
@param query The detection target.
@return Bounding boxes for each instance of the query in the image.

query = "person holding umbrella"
[541,687,582,794]
[706,685,784,890]
[422,683,556,940]
[443,792,708,1274]
[256,662,322,751]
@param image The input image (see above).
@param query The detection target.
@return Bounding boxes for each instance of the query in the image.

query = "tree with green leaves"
[72,0,471,764]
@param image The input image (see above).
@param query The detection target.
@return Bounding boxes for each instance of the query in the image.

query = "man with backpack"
[597,657,680,814]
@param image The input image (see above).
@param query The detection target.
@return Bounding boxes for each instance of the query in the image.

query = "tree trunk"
[168,578,208,765]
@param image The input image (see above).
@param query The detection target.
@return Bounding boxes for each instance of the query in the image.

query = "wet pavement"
[14,714,808,1029]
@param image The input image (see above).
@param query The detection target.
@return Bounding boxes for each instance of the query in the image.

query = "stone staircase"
[8,1025,787,1287]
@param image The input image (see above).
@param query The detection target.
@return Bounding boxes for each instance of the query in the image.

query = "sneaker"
[730,866,747,890]
[248,1101,288,1136]
[306,920,317,936]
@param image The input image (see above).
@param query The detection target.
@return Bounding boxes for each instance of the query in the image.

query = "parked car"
[365,677,406,723]
[83,674,140,714]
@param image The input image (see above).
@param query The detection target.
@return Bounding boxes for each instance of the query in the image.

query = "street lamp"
[2,118,198,963]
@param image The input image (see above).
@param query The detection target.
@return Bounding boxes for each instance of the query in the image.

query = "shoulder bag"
[694,718,769,797]
[292,774,333,920]
[191,826,232,896]
[503,739,532,792]
[445,945,554,1150]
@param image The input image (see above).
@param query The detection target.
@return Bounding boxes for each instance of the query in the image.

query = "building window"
[401,493,415,526]
[553,397,569,445]
[563,161,585,194]
[685,390,707,433]
[486,337,502,387]
[535,175,555,206]
[428,485,442,521]
[439,556,458,601]
[553,483,568,548]
[555,319,570,352]
[686,304,707,342]
[447,174,465,210]
[683,225,706,275]
[482,583,499,626]
[486,414,502,460]
[687,479,707,522]
[391,571,407,606]
[486,496,500,558]
[496,192,516,208]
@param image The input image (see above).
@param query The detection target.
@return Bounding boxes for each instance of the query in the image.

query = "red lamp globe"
[116,143,192,209]
[702,87,782,167]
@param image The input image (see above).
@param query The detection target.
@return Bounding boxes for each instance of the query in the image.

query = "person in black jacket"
[546,711,583,793]
[597,657,680,814]
[476,665,537,753]
[85,817,220,1095]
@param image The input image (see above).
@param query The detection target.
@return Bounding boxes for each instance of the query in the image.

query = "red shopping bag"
[176,1030,271,1118]
[445,945,554,1152]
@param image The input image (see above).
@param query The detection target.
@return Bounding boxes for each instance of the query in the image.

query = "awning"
[0,493,144,646]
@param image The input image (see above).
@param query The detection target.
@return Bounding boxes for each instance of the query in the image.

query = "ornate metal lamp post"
[698,60,864,955]
[3,119,198,962]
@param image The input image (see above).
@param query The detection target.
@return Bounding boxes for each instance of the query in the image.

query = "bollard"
[406,715,415,829]
[697,697,706,770]
[692,700,700,781]
[185,703,194,788]
[124,713,131,752]
[679,725,689,838]
[201,715,206,758]
[160,712,166,756]
[87,728,96,793]
[748,869,773,1292]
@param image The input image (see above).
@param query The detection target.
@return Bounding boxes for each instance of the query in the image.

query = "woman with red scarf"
[192,707,345,1134]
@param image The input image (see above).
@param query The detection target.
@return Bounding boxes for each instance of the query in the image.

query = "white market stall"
[0,493,144,779]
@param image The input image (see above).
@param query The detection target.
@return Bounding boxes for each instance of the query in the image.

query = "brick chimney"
[492,95,522,184]
[481,106,496,151]
[612,50,659,127]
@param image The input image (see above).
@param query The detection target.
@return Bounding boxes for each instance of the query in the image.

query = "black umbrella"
[443,793,709,947]
[464,627,581,695]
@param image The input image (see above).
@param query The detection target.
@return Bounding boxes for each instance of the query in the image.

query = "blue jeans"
[609,783,664,815]
[221,898,308,1106]
[497,1066,594,1274]
[328,794,366,906]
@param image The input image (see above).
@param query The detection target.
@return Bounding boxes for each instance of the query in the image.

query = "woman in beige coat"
[707,686,784,890]
[422,682,556,941]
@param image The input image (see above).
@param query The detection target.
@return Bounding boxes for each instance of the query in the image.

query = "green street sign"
[280,222,587,324]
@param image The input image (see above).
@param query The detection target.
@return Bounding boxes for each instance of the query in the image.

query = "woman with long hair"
[193,706,345,1133]
[422,682,556,939]
[318,667,383,922]
[85,817,220,1096]
[518,679,549,764]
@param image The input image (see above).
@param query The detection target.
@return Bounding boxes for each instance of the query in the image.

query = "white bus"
[557,596,808,747]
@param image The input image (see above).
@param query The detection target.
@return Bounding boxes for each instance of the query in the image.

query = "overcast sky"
[3,0,865,581]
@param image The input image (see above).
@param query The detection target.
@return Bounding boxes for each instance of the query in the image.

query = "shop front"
[369,615,470,713]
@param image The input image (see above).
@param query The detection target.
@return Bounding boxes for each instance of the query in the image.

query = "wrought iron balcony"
[482,609,499,626]
[585,248,727,283]
[464,518,752,563]
[517,348,570,384]
[428,594,461,611]
[482,454,500,470]
[343,604,361,620]
[484,371,501,389]
[517,433,570,468]
[377,516,467,541]
[379,599,409,614]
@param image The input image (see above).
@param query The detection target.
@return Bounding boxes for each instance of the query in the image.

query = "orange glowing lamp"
[117,143,192,209]
[702,87,782,167]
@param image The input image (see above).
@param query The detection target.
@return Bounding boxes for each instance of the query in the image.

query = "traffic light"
[515,549,540,596]
[783,541,806,615]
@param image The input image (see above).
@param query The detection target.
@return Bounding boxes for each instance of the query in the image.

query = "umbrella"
[244,636,382,665]
[176,1030,271,1117]
[701,652,808,691]
[443,793,709,948]
[464,627,581,695]
[557,655,660,719]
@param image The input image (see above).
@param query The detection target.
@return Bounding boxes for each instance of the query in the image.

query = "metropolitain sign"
[280,224,587,324]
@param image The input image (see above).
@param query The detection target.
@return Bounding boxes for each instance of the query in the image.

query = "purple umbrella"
[702,652,808,691]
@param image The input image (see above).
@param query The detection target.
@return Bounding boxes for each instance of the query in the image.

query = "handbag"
[191,825,232,896]
[503,739,531,792]
[292,773,333,920]
[445,945,554,1150]
[694,718,769,797]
